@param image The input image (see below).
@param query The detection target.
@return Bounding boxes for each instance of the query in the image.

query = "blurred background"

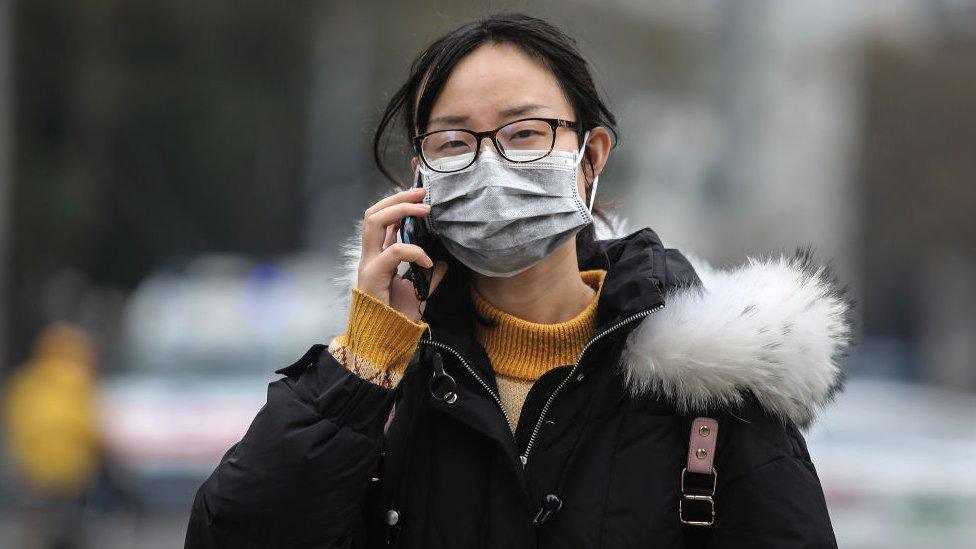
[0,1,974,547]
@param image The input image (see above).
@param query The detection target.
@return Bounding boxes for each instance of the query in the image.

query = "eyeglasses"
[413,117,580,174]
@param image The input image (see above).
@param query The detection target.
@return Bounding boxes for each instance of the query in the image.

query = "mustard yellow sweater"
[327,269,607,432]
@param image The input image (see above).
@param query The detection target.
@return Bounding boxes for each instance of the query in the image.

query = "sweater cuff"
[333,287,427,379]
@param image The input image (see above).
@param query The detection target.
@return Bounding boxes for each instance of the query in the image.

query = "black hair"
[373,12,620,303]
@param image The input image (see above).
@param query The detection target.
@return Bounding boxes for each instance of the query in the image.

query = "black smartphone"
[399,171,438,302]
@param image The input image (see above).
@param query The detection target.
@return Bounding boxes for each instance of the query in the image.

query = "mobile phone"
[399,170,438,302]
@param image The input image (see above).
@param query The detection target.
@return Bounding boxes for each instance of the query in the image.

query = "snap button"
[699,425,710,437]
[385,509,400,525]
[696,448,708,459]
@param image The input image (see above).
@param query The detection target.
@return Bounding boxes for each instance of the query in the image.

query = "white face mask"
[419,132,599,277]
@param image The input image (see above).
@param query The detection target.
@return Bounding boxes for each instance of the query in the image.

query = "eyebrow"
[500,103,550,118]
[426,103,551,129]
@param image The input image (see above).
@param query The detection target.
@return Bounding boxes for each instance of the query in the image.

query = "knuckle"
[377,244,398,258]
[393,243,422,258]
[388,242,410,254]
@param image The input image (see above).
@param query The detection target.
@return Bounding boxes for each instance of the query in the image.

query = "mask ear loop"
[574,130,591,168]
[574,130,600,215]
[587,175,600,214]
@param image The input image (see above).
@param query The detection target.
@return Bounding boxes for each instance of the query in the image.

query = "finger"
[382,222,398,250]
[364,187,426,219]
[362,201,430,261]
[428,261,450,294]
[369,242,432,276]
[419,261,450,315]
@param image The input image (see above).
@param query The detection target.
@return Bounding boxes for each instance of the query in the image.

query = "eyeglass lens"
[420,119,555,171]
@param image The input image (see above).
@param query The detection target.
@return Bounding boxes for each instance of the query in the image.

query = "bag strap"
[679,416,718,527]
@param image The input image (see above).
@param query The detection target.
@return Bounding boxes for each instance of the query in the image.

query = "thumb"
[428,261,449,295]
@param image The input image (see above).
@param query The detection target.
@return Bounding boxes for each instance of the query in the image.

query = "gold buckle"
[679,466,716,526]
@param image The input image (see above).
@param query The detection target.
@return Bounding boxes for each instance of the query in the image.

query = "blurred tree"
[10,0,316,365]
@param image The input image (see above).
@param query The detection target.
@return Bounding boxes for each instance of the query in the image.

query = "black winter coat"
[185,226,852,548]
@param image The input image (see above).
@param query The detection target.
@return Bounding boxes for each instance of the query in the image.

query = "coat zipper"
[519,303,665,467]
[418,338,518,442]
[416,302,665,463]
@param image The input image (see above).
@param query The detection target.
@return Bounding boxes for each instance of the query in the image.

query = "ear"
[410,155,420,174]
[583,126,612,183]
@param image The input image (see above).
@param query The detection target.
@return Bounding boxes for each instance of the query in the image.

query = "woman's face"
[412,42,611,204]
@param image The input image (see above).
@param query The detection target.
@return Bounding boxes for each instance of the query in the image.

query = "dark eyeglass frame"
[412,117,581,173]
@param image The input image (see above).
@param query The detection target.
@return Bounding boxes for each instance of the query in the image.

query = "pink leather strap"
[686,417,718,474]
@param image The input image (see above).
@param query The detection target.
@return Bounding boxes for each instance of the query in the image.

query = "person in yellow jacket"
[4,323,102,548]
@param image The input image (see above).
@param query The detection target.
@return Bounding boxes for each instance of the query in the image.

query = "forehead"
[424,42,573,130]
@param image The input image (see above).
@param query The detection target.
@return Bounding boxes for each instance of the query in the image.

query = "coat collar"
[419,226,681,340]
[331,191,852,430]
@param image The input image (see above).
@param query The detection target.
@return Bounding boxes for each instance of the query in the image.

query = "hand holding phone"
[398,171,446,303]
[355,178,448,323]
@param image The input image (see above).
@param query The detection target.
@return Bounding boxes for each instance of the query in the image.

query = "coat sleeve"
[704,413,838,549]
[184,343,397,548]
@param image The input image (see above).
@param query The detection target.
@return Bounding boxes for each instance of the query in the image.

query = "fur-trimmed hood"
[330,194,852,431]
[620,248,852,430]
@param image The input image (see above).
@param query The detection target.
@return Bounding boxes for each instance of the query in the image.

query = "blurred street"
[0,511,188,549]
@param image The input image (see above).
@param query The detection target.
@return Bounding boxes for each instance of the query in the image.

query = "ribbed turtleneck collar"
[469,269,607,381]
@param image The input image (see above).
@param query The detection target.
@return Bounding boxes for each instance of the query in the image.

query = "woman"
[186,13,851,548]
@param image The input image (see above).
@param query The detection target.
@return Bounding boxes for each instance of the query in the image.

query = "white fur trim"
[620,250,852,430]
[331,216,368,298]
[594,209,630,240]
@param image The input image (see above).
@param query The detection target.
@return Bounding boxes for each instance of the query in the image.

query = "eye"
[509,129,545,141]
[435,140,471,152]
[498,120,553,149]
